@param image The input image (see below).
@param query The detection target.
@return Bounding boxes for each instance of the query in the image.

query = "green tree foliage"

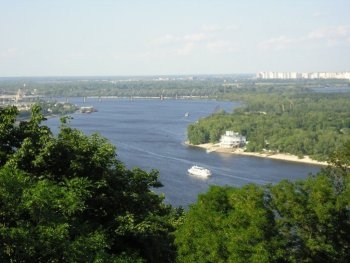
[0,106,21,166]
[0,77,229,98]
[175,143,350,262]
[0,105,181,262]
[175,185,276,262]
[268,141,350,262]
[38,101,79,116]
[187,92,350,161]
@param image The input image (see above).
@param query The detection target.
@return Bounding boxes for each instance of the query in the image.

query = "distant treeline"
[0,76,349,98]
[0,76,238,98]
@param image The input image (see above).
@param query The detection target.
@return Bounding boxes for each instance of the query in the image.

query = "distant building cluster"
[256,71,350,80]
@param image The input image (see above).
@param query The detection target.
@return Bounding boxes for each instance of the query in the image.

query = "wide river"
[45,98,321,207]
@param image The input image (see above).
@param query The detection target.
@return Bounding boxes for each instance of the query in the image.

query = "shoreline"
[187,142,328,166]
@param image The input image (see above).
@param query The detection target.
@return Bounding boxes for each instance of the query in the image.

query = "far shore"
[186,142,328,166]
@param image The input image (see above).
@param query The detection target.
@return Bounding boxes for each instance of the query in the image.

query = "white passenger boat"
[80,106,97,113]
[188,165,212,177]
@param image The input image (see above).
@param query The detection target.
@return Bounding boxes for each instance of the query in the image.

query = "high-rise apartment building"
[256,71,350,80]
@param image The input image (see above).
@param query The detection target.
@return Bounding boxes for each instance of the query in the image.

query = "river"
[45,98,321,207]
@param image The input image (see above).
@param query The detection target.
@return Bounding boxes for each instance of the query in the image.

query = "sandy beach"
[187,142,328,166]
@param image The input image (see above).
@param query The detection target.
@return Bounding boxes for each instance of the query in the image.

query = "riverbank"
[188,142,328,166]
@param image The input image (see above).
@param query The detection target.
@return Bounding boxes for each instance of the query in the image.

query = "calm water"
[45,98,321,207]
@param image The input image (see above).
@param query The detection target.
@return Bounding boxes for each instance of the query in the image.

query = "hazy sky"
[1,0,349,76]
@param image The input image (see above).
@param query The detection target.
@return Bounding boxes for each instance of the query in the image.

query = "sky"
[1,0,349,77]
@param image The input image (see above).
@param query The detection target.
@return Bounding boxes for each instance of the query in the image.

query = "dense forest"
[0,77,349,261]
[188,89,350,161]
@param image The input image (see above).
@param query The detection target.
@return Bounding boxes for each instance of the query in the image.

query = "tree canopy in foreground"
[0,105,181,262]
[175,143,350,262]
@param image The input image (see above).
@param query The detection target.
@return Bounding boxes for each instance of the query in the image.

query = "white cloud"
[151,34,178,46]
[150,25,239,57]
[176,42,196,56]
[202,24,238,32]
[258,36,301,51]
[150,32,206,56]
[202,24,221,32]
[0,48,19,59]
[307,25,350,47]
[325,39,340,47]
[258,25,350,51]
[309,25,350,39]
[65,52,86,59]
[183,33,209,42]
[206,40,229,49]
[312,11,323,17]
[206,40,238,53]
[224,25,239,31]
[152,32,209,47]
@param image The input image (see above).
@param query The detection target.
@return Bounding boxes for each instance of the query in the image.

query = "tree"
[269,169,349,262]
[175,185,276,262]
[175,143,350,262]
[0,105,180,262]
[0,106,21,166]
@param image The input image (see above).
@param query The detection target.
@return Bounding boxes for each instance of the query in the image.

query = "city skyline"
[256,71,350,80]
[1,0,349,77]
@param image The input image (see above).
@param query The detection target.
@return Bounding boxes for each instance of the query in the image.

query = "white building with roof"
[219,131,246,148]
